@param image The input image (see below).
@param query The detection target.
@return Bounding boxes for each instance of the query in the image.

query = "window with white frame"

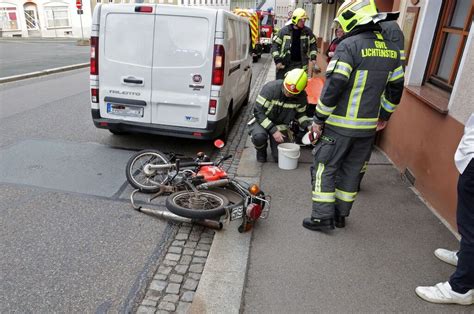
[44,6,70,28]
[0,6,19,30]
[427,0,473,91]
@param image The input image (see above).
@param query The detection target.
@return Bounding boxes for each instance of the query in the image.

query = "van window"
[104,14,154,67]
[154,15,209,67]
[240,22,249,59]
[226,19,237,62]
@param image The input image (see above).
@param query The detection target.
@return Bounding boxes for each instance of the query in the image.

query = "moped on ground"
[126,140,270,232]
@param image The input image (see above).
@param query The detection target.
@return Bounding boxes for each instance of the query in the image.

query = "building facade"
[0,0,233,38]
[0,0,92,38]
[378,0,473,229]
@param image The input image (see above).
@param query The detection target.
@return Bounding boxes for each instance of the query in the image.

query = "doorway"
[23,3,40,37]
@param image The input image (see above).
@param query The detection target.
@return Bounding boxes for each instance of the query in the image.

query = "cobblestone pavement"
[135,56,272,313]
[137,224,214,313]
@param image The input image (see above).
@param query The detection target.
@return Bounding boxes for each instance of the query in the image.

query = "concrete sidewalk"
[242,148,467,313]
[190,63,471,313]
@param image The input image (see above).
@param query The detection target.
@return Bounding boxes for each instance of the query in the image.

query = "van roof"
[154,4,221,13]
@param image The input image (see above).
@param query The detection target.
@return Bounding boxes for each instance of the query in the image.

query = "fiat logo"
[192,74,202,83]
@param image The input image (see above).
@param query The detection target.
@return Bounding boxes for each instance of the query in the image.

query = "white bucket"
[277,143,301,170]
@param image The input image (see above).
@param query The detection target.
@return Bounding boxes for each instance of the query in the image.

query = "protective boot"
[302,217,335,231]
[335,215,346,228]
[256,148,267,163]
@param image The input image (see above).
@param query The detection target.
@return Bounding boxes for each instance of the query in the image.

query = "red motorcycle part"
[197,166,228,182]
[246,203,263,221]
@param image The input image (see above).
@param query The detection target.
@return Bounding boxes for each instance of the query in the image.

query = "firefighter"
[302,0,405,231]
[272,26,280,44]
[271,8,318,80]
[248,68,312,163]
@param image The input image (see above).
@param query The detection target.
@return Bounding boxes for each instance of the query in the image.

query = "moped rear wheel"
[126,149,170,193]
[166,191,229,219]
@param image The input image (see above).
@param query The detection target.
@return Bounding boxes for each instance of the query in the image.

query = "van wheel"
[109,129,128,135]
[220,107,233,140]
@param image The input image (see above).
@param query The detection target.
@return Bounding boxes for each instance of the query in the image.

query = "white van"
[90,4,253,140]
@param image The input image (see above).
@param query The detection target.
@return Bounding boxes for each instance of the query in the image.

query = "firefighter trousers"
[311,128,375,219]
[276,61,305,80]
[248,121,291,161]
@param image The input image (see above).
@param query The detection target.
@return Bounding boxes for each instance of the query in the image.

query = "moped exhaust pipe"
[139,207,223,230]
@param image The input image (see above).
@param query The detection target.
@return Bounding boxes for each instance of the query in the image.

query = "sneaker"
[434,248,458,266]
[415,281,474,305]
[302,217,335,231]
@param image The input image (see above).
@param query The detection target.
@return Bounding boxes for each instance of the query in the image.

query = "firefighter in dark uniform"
[271,8,318,80]
[302,0,405,231]
[248,68,312,162]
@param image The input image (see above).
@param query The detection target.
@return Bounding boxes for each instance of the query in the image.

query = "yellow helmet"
[291,8,308,25]
[283,69,307,95]
[335,0,378,32]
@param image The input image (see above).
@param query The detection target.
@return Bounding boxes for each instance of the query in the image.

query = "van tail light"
[91,88,99,103]
[135,6,153,13]
[246,203,263,221]
[90,36,98,75]
[209,99,217,115]
[212,45,225,86]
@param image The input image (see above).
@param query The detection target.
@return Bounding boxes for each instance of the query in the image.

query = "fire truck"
[233,8,263,63]
[256,9,276,53]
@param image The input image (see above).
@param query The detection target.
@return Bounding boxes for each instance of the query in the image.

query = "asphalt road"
[0,38,89,78]
[0,53,270,312]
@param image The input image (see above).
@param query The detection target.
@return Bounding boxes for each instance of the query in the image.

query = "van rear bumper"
[91,109,226,140]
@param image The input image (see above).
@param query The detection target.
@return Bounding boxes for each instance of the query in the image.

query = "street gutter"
[0,63,89,84]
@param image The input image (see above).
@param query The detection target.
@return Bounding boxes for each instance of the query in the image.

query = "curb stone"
[0,63,89,84]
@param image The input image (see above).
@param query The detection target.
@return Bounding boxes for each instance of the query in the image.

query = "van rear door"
[99,4,155,123]
[150,6,216,129]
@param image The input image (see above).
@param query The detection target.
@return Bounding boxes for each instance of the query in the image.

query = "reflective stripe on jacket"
[314,26,405,137]
[254,80,312,134]
[271,25,318,66]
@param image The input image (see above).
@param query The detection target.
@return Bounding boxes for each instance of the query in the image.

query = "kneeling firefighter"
[302,0,405,231]
[248,68,312,163]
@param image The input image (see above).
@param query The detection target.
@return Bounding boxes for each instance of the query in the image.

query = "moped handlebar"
[221,154,233,162]
[217,154,233,166]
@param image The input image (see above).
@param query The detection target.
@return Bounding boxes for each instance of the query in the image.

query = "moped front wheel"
[166,191,229,219]
[125,149,170,193]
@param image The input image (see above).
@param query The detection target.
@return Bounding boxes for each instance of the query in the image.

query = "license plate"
[230,205,244,221]
[107,103,144,117]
